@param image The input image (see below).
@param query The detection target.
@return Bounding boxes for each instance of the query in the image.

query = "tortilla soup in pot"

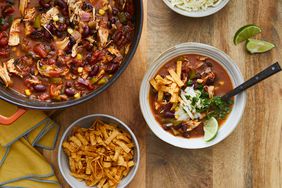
[0,0,135,102]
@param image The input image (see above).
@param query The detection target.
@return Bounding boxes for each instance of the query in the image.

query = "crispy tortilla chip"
[157,90,164,102]
[150,79,158,91]
[105,130,119,145]
[115,141,131,153]
[76,133,89,145]
[168,68,184,87]
[176,61,182,77]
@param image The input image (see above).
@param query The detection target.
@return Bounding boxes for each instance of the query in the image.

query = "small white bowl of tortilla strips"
[163,0,230,17]
[58,114,140,188]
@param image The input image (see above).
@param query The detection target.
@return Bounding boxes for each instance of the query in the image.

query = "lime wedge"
[203,117,219,142]
[246,39,275,54]
[233,24,262,45]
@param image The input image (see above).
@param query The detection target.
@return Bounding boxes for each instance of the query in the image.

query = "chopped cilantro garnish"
[201,96,233,119]
[191,97,198,106]
[187,80,193,86]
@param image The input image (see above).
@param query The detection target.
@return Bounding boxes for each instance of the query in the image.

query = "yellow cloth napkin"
[3,176,60,188]
[0,100,48,147]
[26,118,51,146]
[0,139,55,185]
[0,100,61,187]
[35,122,60,150]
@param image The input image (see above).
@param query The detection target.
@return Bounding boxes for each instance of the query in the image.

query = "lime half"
[203,117,219,142]
[233,24,262,45]
[246,39,275,54]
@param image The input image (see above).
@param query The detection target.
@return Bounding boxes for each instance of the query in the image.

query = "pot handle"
[0,108,26,126]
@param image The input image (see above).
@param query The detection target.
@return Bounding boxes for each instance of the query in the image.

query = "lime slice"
[233,24,262,45]
[203,117,219,142]
[246,39,275,54]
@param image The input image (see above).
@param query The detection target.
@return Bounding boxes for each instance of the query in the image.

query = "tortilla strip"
[150,79,158,90]
[176,61,182,77]
[157,91,164,102]
[168,69,184,87]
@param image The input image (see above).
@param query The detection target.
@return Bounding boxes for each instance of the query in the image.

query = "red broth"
[149,54,233,138]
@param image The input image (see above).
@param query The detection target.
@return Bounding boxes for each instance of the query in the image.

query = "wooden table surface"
[43,0,282,187]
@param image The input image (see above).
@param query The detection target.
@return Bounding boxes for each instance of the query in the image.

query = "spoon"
[222,62,281,101]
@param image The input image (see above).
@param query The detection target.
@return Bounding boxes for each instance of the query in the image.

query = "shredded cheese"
[169,0,222,12]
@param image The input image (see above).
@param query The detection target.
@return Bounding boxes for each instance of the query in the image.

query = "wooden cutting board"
[43,0,282,187]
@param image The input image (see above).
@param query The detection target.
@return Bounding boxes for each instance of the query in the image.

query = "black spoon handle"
[222,62,281,101]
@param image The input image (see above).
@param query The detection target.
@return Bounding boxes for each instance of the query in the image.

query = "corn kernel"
[74,92,81,99]
[25,89,31,96]
[76,53,82,60]
[77,67,83,73]
[53,15,59,22]
[99,9,105,15]
[67,28,73,34]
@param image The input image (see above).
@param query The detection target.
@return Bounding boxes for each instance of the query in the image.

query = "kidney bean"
[0,37,8,47]
[112,8,118,16]
[56,31,63,38]
[57,23,67,31]
[0,49,9,57]
[55,0,68,10]
[164,111,175,118]
[89,65,99,77]
[162,124,172,131]
[33,44,48,58]
[65,81,72,88]
[33,84,47,92]
[65,88,75,96]
[82,2,93,10]
[69,36,76,46]
[159,103,173,113]
[39,0,50,9]
[2,5,15,16]
[110,17,118,24]
[181,124,188,132]
[183,132,190,138]
[106,63,119,74]
[29,30,45,40]
[82,26,90,37]
[174,123,182,130]
[206,77,215,85]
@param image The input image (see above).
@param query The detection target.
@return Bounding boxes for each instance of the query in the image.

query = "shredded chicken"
[56,37,70,50]
[23,8,36,21]
[19,0,29,16]
[67,0,84,23]
[71,41,80,57]
[5,59,22,77]
[207,86,215,98]
[41,7,60,26]
[25,75,41,84]
[98,27,109,47]
[184,120,202,131]
[24,22,33,36]
[8,19,21,46]
[0,63,12,87]
[108,46,121,57]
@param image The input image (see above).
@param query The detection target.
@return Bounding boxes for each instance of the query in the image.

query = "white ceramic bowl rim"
[140,42,246,149]
[58,114,140,188]
[162,0,230,17]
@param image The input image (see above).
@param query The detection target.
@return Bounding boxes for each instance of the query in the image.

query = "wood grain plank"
[147,0,282,188]
[43,1,147,187]
[147,0,214,187]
